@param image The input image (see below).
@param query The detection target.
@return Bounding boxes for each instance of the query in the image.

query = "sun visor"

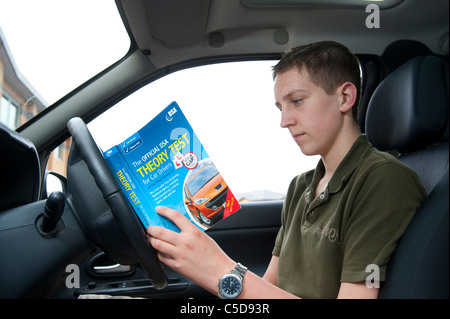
[145,0,211,47]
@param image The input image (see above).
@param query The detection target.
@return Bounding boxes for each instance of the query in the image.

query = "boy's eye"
[293,98,303,105]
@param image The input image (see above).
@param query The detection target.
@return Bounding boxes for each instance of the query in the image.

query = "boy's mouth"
[292,132,305,140]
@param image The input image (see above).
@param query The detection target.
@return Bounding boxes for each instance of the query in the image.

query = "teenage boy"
[146,41,426,299]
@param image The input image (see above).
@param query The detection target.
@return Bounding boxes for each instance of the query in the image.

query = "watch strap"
[231,262,247,278]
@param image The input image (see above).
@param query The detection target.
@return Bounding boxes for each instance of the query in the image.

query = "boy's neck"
[316,123,360,197]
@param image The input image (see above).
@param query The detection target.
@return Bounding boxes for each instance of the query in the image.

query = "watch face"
[220,274,242,298]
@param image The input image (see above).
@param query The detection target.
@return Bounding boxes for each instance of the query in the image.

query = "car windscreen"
[187,165,219,196]
[0,0,130,130]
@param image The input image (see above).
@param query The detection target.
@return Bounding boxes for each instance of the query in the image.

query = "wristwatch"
[218,263,248,299]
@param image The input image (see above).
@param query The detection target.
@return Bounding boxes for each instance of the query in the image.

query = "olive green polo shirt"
[273,135,426,298]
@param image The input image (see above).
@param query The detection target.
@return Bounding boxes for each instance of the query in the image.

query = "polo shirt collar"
[309,134,372,195]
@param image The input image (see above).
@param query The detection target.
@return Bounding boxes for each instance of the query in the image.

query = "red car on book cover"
[183,160,228,226]
[0,0,447,302]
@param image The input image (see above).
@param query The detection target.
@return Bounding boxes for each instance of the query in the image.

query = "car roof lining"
[123,0,448,63]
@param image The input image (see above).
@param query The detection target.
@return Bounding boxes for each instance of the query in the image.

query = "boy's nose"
[280,108,295,128]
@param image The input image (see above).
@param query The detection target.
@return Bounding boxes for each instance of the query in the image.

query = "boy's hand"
[146,206,235,294]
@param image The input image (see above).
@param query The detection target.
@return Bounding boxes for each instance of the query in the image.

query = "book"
[103,101,240,232]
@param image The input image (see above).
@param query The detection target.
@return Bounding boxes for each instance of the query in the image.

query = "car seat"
[357,54,385,134]
[381,40,433,75]
[358,40,433,134]
[365,55,449,298]
[0,123,41,212]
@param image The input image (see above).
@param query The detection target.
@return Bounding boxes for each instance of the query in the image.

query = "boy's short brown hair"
[272,41,361,121]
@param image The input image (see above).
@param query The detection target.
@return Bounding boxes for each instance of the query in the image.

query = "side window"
[89,61,319,201]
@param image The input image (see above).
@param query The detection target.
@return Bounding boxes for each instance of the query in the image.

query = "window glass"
[0,0,130,129]
[0,93,19,129]
[89,61,319,199]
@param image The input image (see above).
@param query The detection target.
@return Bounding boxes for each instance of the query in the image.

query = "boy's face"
[274,67,345,157]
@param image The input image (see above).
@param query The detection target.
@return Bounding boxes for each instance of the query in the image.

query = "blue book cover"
[103,101,240,232]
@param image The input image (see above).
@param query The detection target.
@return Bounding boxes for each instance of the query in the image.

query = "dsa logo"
[166,107,177,121]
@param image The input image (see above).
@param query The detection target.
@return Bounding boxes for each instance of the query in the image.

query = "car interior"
[0,0,448,300]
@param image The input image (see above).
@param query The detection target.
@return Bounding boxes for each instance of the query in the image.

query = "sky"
[0,0,319,195]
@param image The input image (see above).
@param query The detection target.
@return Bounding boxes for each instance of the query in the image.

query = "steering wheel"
[67,117,168,289]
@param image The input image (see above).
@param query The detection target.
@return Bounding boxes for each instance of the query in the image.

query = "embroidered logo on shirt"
[315,220,341,244]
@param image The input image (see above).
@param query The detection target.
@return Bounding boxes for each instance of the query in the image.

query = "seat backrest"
[365,55,449,298]
[379,168,449,298]
[366,55,449,193]
[0,123,41,211]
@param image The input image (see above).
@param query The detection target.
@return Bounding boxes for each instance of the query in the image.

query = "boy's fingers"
[148,235,171,253]
[146,225,174,243]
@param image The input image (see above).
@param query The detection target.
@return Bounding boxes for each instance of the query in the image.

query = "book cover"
[103,101,240,232]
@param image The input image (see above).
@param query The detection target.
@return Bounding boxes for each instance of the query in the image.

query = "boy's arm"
[236,255,297,299]
[147,206,297,299]
[262,255,279,286]
[262,256,379,299]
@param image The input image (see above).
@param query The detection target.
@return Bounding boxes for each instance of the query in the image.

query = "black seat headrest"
[365,55,449,153]
[381,40,433,74]
[0,123,41,211]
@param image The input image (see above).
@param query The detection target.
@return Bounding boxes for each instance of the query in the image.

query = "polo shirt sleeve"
[340,160,426,283]
[272,224,284,257]
[272,173,306,257]
[272,183,291,257]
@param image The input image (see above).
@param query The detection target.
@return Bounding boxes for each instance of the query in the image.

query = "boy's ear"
[338,82,357,113]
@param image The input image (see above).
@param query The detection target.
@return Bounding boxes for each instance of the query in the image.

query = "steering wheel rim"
[67,117,167,289]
